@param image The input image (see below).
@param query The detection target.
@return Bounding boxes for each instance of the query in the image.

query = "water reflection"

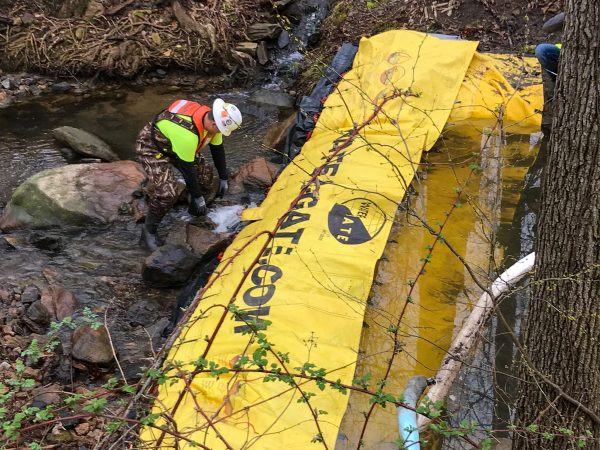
[337,124,540,449]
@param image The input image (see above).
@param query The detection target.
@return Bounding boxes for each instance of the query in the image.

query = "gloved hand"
[188,195,207,216]
[218,179,229,197]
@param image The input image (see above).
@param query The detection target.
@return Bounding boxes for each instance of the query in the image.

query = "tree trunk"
[513,1,600,449]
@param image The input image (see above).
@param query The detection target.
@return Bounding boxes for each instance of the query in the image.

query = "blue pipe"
[397,376,430,449]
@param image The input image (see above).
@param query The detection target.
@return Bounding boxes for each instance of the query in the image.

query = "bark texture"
[514,0,600,449]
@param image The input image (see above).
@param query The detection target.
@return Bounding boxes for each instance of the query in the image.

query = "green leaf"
[122,384,135,394]
[83,398,108,415]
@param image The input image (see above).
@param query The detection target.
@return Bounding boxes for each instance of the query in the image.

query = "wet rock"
[51,81,72,93]
[278,30,290,48]
[2,234,28,250]
[21,285,41,305]
[185,225,230,259]
[52,126,119,162]
[141,244,199,287]
[250,89,295,108]
[263,112,296,149]
[166,222,230,259]
[0,161,145,231]
[58,146,83,163]
[231,157,280,191]
[247,23,282,41]
[72,325,114,364]
[30,232,64,252]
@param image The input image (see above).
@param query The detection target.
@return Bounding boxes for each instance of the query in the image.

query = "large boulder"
[52,126,119,162]
[0,161,145,231]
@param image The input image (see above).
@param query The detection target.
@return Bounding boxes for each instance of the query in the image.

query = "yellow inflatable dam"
[140,30,542,449]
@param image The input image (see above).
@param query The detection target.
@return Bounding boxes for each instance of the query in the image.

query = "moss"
[326,2,349,27]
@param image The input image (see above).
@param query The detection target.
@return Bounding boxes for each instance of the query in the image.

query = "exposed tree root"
[0,1,262,77]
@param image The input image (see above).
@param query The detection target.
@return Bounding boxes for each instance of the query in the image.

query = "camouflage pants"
[135,122,213,217]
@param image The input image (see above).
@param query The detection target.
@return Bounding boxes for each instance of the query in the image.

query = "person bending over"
[136,98,242,251]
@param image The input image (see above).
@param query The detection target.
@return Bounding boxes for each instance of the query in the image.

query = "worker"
[136,98,242,251]
[535,12,564,81]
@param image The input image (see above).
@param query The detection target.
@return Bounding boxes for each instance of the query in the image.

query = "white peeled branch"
[417,252,535,429]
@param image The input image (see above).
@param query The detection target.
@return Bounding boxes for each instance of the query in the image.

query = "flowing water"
[0,89,540,447]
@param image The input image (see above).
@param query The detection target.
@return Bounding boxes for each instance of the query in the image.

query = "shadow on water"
[494,133,548,434]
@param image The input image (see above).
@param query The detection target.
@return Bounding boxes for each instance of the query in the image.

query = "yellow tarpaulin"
[141,30,541,449]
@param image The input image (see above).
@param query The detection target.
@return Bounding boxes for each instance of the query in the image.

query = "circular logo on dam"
[328,198,387,245]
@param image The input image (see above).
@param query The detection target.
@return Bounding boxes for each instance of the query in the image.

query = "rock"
[0,161,145,231]
[52,126,119,162]
[51,82,72,93]
[278,30,290,48]
[247,23,282,41]
[0,289,10,302]
[21,285,41,305]
[57,146,83,163]
[74,422,91,436]
[29,232,63,252]
[48,429,73,444]
[257,41,269,65]
[263,112,296,149]
[33,383,62,406]
[126,301,160,327]
[250,89,295,108]
[0,90,12,108]
[141,244,199,287]
[2,234,27,249]
[185,225,230,259]
[235,42,258,56]
[40,286,77,321]
[1,78,14,90]
[21,12,36,24]
[83,0,104,19]
[71,325,114,364]
[26,301,52,327]
[166,223,230,259]
[231,157,280,190]
[0,361,11,371]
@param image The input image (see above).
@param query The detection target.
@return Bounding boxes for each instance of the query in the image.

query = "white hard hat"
[212,98,242,136]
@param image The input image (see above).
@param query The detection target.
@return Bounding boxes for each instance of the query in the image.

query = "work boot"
[140,213,162,252]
